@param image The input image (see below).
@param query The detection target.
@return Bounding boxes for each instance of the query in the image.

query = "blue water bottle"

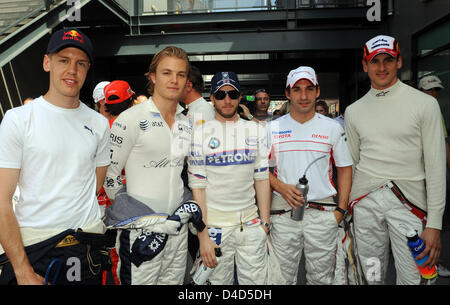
[406,229,437,280]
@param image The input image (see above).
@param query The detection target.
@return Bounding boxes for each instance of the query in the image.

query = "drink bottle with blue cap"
[406,229,437,280]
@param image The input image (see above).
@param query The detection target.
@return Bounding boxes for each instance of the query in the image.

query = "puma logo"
[84,125,94,135]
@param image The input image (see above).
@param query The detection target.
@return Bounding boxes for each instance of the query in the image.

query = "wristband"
[335,207,347,215]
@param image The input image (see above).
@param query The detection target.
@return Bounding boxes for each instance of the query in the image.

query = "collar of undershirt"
[369,79,402,99]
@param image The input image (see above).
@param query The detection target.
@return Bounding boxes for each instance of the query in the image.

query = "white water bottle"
[192,247,222,285]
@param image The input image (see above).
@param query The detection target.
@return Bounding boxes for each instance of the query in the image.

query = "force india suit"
[344,80,446,285]
[104,98,192,285]
[188,118,270,285]
[267,113,353,285]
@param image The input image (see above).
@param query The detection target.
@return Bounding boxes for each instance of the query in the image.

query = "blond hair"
[144,46,190,95]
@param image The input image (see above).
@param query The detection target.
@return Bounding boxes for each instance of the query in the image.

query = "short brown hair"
[188,65,204,93]
[315,100,329,114]
[144,46,190,95]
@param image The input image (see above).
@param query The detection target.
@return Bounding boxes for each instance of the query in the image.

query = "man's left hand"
[417,227,441,268]
[333,210,344,225]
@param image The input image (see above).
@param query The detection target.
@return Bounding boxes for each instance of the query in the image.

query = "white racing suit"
[268,195,341,285]
[104,98,193,284]
[351,182,425,285]
[188,118,270,285]
[338,219,364,285]
[115,225,187,285]
[190,205,268,285]
[266,114,353,285]
[105,188,206,285]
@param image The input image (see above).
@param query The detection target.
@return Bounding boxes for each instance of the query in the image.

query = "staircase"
[0,0,52,41]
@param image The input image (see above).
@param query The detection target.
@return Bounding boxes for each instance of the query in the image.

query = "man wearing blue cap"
[0,28,110,285]
[188,72,271,284]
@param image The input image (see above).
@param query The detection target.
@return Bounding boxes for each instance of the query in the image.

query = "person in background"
[180,65,215,126]
[315,100,330,117]
[418,75,449,170]
[253,88,276,122]
[133,94,148,106]
[180,64,215,262]
[278,100,291,116]
[93,81,111,118]
[418,74,450,278]
[96,80,135,215]
[103,80,135,127]
[334,103,345,130]
[239,88,277,124]
[22,97,34,105]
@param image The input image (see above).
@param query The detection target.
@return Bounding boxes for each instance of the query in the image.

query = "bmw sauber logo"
[209,137,220,149]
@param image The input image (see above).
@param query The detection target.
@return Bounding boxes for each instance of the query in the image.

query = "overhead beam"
[90,28,383,57]
[131,7,370,28]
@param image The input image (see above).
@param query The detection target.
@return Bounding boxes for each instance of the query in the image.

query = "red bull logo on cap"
[63,30,85,44]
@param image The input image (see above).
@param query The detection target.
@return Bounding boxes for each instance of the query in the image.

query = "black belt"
[307,202,337,211]
[270,209,291,215]
[270,202,336,215]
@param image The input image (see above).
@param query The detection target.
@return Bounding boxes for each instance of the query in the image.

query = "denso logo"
[312,134,329,140]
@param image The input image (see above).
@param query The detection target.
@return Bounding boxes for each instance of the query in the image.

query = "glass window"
[417,19,450,56]
[417,49,450,129]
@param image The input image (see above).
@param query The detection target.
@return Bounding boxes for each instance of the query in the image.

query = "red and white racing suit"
[267,113,352,284]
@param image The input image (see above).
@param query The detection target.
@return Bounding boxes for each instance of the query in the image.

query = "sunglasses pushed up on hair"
[213,89,240,100]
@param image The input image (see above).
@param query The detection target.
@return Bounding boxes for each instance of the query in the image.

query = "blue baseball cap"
[210,72,240,93]
[47,28,94,62]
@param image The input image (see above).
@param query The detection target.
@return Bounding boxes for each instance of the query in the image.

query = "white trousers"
[197,222,268,285]
[353,185,423,285]
[268,208,341,285]
[116,225,187,285]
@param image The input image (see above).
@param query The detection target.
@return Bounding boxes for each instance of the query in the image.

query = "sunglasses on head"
[213,89,240,100]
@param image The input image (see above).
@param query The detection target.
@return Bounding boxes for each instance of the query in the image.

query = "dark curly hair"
[105,97,133,116]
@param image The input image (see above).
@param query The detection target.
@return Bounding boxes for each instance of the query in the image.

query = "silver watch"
[247,114,254,120]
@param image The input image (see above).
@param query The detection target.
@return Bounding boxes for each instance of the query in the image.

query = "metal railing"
[114,0,367,16]
[0,0,57,36]
[297,0,366,8]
